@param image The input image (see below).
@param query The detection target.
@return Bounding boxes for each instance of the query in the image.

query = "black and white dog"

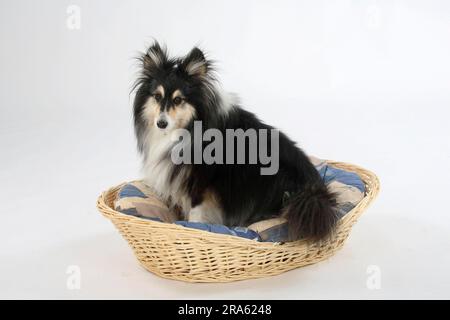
[133,42,338,241]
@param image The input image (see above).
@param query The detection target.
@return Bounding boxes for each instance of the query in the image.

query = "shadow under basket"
[96,161,380,283]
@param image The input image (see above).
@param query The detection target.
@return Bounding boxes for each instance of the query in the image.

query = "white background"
[1,0,450,299]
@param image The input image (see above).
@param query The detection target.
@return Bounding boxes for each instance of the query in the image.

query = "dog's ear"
[181,47,210,78]
[142,41,167,75]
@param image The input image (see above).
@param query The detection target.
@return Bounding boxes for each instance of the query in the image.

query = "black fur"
[133,41,339,241]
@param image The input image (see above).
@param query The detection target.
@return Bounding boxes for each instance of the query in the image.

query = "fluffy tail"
[283,182,339,241]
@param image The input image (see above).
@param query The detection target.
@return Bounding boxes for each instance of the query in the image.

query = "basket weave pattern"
[97,161,379,282]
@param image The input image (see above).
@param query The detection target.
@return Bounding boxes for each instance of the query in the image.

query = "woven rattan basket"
[97,161,379,283]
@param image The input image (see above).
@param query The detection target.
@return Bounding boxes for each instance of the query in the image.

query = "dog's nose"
[156,118,168,129]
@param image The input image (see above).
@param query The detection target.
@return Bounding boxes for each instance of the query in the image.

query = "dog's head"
[133,42,216,150]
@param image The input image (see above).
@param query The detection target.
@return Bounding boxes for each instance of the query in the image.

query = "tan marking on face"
[172,89,184,99]
[154,85,164,97]
[167,102,196,129]
[143,96,160,126]
[144,85,166,125]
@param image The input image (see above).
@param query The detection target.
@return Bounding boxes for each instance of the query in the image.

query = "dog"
[132,42,338,241]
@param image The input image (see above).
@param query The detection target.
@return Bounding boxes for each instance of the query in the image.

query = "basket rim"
[96,160,380,249]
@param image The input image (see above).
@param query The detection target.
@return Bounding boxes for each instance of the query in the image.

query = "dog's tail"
[283,181,339,241]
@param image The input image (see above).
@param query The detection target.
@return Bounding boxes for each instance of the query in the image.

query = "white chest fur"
[141,129,191,214]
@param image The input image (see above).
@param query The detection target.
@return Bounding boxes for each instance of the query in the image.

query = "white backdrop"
[1,0,450,299]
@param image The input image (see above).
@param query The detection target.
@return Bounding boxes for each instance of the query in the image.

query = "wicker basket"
[96,161,379,283]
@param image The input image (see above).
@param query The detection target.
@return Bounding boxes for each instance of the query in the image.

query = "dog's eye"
[153,93,162,102]
[173,97,183,106]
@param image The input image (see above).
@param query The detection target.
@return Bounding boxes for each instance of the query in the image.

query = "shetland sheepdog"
[132,42,338,241]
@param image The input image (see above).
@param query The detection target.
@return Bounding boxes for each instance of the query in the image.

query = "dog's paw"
[187,204,223,225]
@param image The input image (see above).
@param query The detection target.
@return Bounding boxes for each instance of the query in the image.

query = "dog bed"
[112,157,366,242]
[97,159,379,282]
